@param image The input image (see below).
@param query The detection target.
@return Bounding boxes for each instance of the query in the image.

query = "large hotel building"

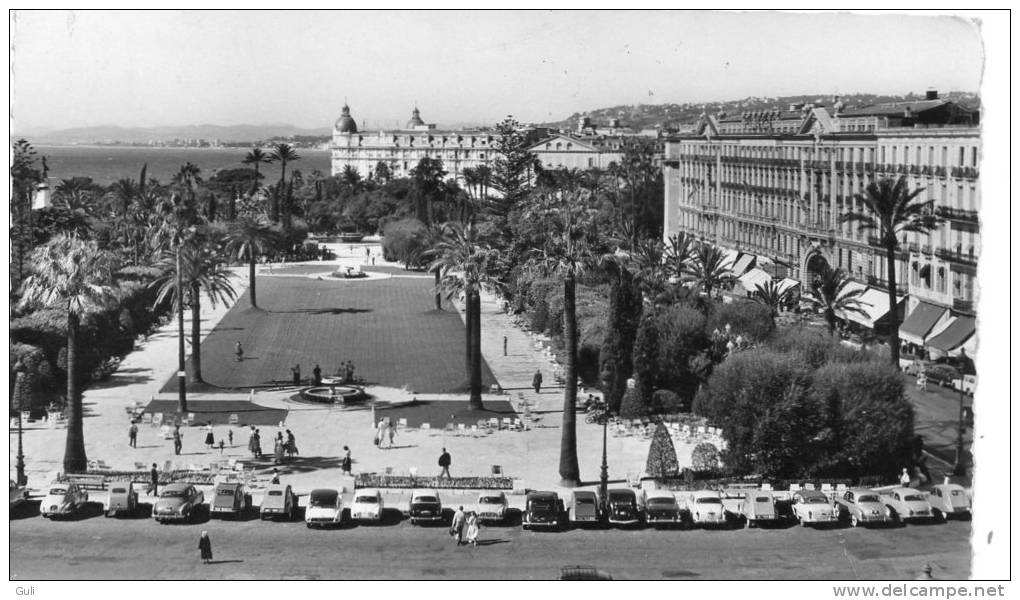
[662,91,980,359]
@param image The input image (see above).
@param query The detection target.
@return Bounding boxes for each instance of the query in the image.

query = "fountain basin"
[300,385,366,404]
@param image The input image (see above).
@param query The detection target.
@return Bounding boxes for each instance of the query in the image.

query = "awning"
[722,248,740,267]
[927,316,976,353]
[732,253,755,275]
[838,286,904,329]
[899,301,949,346]
[737,268,772,294]
[776,277,801,295]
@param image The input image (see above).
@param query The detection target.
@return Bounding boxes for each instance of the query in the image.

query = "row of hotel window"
[674,144,979,168]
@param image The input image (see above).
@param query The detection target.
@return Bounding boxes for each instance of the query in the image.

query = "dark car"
[210,483,250,519]
[522,491,563,530]
[607,488,643,527]
[408,489,443,525]
[645,490,684,528]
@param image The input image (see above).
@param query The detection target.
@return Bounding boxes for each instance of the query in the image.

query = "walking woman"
[198,531,213,564]
[204,423,215,450]
[465,512,480,547]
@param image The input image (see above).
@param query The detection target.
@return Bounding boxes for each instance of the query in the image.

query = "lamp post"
[13,361,27,486]
[586,398,612,522]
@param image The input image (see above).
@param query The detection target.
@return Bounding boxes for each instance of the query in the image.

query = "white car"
[40,481,89,519]
[881,487,934,524]
[684,490,727,527]
[305,488,345,528]
[791,490,838,526]
[350,488,384,522]
[927,484,971,521]
[475,491,508,524]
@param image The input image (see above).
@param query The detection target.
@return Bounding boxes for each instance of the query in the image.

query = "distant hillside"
[542,91,982,131]
[15,123,332,144]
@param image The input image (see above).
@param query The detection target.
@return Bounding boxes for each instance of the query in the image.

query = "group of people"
[374,418,397,448]
[450,505,480,547]
[306,361,357,386]
[273,429,300,464]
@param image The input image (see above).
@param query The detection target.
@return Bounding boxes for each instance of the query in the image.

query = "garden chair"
[501,417,512,430]
[420,423,431,431]
[10,418,19,429]
[512,418,523,431]
[821,483,833,494]
[409,467,418,477]
[697,425,707,435]
[141,413,153,424]
[788,483,801,492]
[398,418,408,429]
[445,423,455,432]
[228,414,239,426]
[457,423,467,434]
[152,413,164,427]
[187,412,197,425]
[487,417,499,429]
[804,483,816,491]
[836,483,848,494]
[470,425,479,436]
[760,482,773,491]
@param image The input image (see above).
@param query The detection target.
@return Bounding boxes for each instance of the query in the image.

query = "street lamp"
[13,360,27,486]
[585,398,612,522]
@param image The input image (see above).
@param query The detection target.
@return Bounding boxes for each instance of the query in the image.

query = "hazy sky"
[10,10,984,131]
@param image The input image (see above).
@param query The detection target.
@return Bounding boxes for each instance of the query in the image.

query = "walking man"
[128,422,138,448]
[292,364,301,387]
[342,446,352,475]
[149,463,159,497]
[173,425,183,455]
[503,335,508,356]
[235,341,244,362]
[438,447,452,479]
[451,506,466,546]
[227,429,233,447]
[313,364,322,386]
[532,369,543,394]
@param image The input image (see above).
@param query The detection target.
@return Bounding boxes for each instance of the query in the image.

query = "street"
[9,501,972,580]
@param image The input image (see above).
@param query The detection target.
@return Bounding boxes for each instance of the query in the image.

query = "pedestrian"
[292,364,302,387]
[218,440,225,454]
[286,429,299,456]
[253,429,262,459]
[346,360,355,384]
[451,506,466,545]
[128,422,138,448]
[366,246,371,258]
[274,437,285,465]
[371,256,375,265]
[376,419,387,448]
[149,463,159,496]
[198,531,213,564]
[270,468,281,485]
[235,341,244,362]
[313,364,322,386]
[503,335,508,356]
[532,370,543,394]
[465,512,480,547]
[916,563,935,580]
[438,447,452,479]
[227,429,234,447]
[387,421,396,448]
[342,446,352,474]
[204,423,215,450]
[900,467,911,487]
[173,426,183,455]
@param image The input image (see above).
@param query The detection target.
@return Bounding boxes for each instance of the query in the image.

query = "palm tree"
[267,144,301,222]
[416,223,449,311]
[152,234,237,383]
[751,280,795,323]
[223,217,280,309]
[242,148,272,195]
[814,265,870,336]
[18,234,118,473]
[524,190,601,488]
[662,231,696,283]
[686,243,735,297]
[840,176,940,366]
[430,222,500,410]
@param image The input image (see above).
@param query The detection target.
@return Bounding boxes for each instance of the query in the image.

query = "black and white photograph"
[7,8,1011,588]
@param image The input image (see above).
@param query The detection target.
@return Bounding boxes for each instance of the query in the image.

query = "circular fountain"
[298,385,366,405]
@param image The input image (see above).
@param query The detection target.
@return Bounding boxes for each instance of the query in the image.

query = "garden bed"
[59,470,220,486]
[354,474,513,490]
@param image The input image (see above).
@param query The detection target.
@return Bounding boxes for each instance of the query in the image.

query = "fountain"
[299,384,366,405]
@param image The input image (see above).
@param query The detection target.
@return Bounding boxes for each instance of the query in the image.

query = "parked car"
[10,480,29,511]
[925,364,961,388]
[927,484,971,521]
[568,490,601,526]
[685,490,727,527]
[522,491,563,530]
[305,488,345,528]
[791,490,838,527]
[104,482,139,517]
[41,481,89,519]
[351,488,384,522]
[881,487,934,524]
[475,491,508,524]
[833,488,893,528]
[260,484,297,521]
[210,482,250,519]
[644,490,683,528]
[607,488,643,527]
[153,484,204,523]
[739,491,778,528]
[408,489,443,525]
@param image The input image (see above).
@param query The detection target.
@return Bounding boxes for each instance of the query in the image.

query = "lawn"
[161,273,497,394]
[143,399,287,427]
[375,399,517,429]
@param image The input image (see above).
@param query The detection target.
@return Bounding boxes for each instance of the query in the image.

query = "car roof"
[745,490,773,498]
[887,487,920,494]
[646,490,676,499]
[933,483,965,491]
[164,483,190,491]
[848,488,881,496]
[527,491,559,499]
[310,488,339,497]
[215,482,241,490]
[794,489,827,498]
[572,490,598,498]
[265,483,290,491]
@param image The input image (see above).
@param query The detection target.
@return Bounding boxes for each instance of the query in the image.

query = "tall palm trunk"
[468,290,484,410]
[559,270,581,487]
[64,311,87,473]
[433,268,442,311]
[464,294,472,378]
[190,284,203,382]
[248,254,258,309]
[885,242,901,367]
[177,251,188,415]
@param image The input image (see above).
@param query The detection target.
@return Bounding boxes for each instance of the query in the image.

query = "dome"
[335,104,358,134]
[406,106,425,128]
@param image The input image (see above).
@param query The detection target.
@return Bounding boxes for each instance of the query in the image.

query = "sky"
[10,10,985,132]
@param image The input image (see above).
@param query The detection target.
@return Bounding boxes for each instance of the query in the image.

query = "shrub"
[691,442,721,471]
[381,218,426,265]
[645,423,680,478]
[631,313,659,405]
[707,300,775,342]
[654,304,710,403]
[600,268,643,413]
[650,389,685,414]
[618,386,645,419]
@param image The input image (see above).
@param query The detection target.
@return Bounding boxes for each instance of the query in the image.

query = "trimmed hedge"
[355,474,513,490]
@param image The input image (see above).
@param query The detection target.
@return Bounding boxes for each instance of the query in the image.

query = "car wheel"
[934,509,946,523]
[850,514,859,528]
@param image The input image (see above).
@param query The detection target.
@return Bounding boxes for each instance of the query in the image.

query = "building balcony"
[936,248,978,266]
[935,206,979,223]
[866,276,909,296]
[950,166,980,180]
[953,298,975,313]
[906,241,920,253]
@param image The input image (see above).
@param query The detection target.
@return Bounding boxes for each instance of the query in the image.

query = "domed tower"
[406,106,425,129]
[335,103,358,134]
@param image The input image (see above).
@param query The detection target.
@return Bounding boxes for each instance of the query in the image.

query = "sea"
[32,144,332,187]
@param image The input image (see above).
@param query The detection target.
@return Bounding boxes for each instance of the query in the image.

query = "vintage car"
[351,488,384,522]
[153,483,205,523]
[739,491,778,528]
[41,481,89,519]
[305,488,345,528]
[881,487,935,524]
[475,491,509,524]
[10,480,29,511]
[833,488,893,528]
[210,482,250,519]
[522,491,563,530]
[644,490,683,527]
[607,488,643,527]
[927,484,972,521]
[260,484,297,521]
[408,489,443,525]
[685,490,727,527]
[568,490,601,526]
[104,482,139,517]
[791,489,838,526]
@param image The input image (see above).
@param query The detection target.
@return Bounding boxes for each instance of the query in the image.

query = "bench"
[63,473,107,491]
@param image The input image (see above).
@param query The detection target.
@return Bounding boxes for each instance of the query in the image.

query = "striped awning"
[899,301,949,346]
[732,253,756,276]
[927,316,976,353]
[737,268,772,294]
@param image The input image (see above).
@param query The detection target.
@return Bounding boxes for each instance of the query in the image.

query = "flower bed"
[60,470,220,486]
[354,474,513,490]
